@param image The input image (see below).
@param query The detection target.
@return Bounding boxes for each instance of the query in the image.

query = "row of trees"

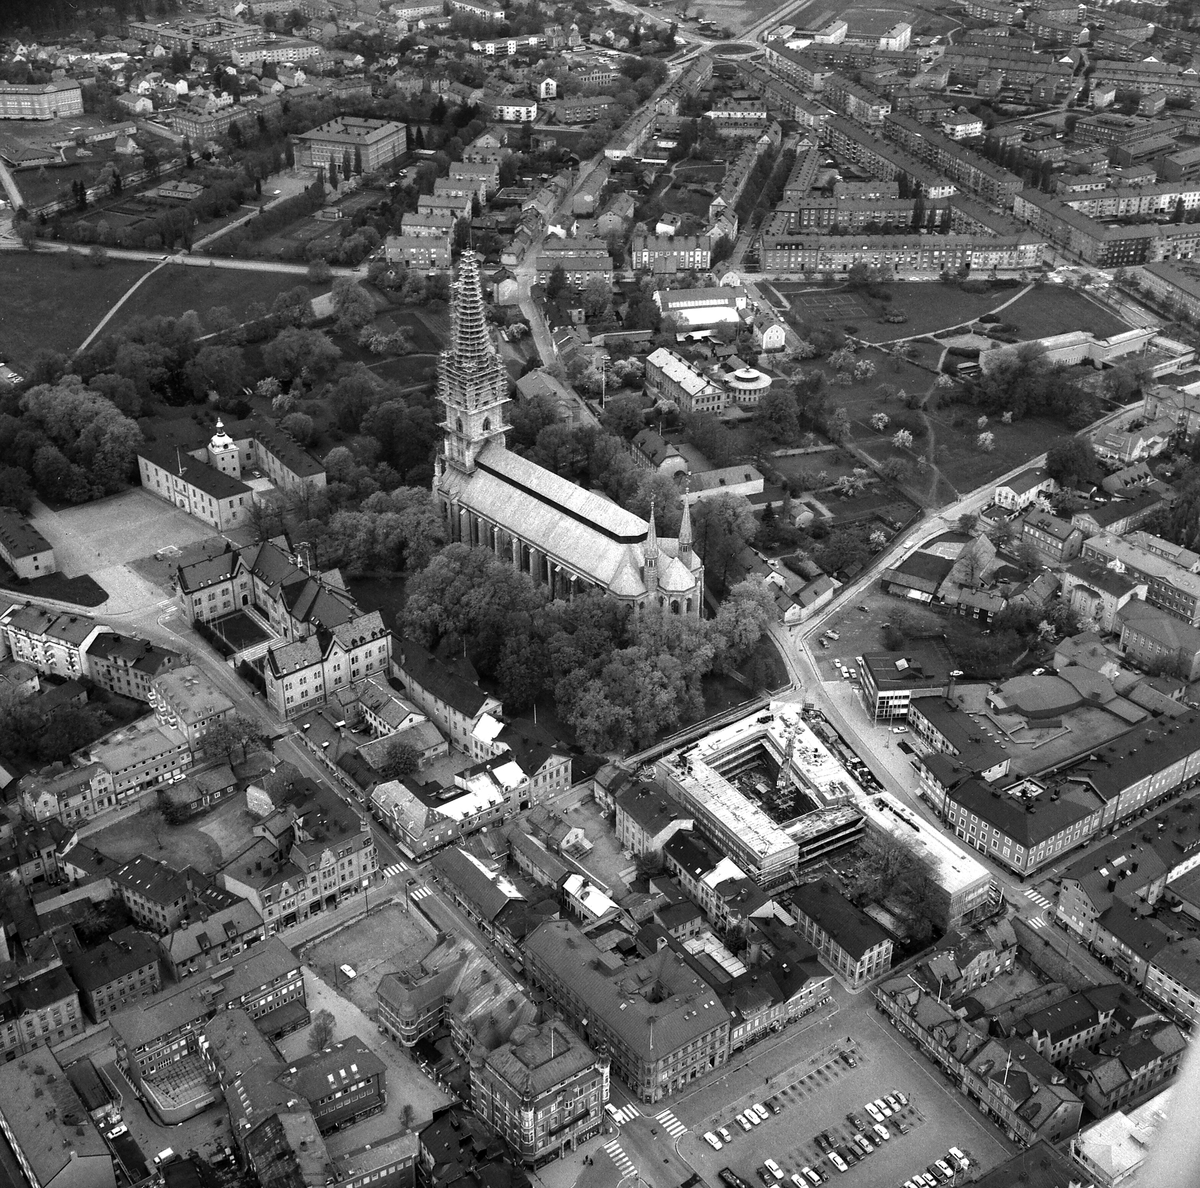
[403,543,777,750]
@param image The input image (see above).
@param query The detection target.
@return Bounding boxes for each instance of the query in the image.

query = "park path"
[75,257,167,354]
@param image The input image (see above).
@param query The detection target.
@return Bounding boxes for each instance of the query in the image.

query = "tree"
[378,739,420,779]
[309,1008,336,1050]
[892,429,913,449]
[870,412,889,432]
[262,327,341,381]
[582,274,611,318]
[306,258,333,284]
[202,714,268,765]
[89,244,108,268]
[827,407,852,443]
[690,493,757,589]
[601,393,645,440]
[546,262,567,299]
[15,221,37,251]
[976,431,995,452]
[1045,436,1099,489]
[186,344,245,404]
[712,578,775,673]
[331,277,375,335]
[759,385,800,441]
[141,803,169,851]
[281,411,316,446]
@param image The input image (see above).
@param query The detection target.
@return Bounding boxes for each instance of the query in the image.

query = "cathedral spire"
[678,482,693,566]
[449,251,491,366]
[437,252,509,474]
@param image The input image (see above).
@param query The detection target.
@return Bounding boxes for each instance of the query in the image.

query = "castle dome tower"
[206,419,241,478]
[437,252,510,474]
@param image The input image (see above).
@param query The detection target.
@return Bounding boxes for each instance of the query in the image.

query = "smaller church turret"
[644,500,659,592]
[678,485,693,567]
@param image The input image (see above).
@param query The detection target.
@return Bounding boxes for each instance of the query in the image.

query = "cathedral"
[433,254,705,616]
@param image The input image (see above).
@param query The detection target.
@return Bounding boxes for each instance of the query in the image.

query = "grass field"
[105,265,329,335]
[1000,285,1130,340]
[0,251,153,369]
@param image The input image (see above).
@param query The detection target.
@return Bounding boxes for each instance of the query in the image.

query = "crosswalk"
[1026,916,1046,930]
[381,865,405,880]
[603,1139,635,1176]
[608,1103,640,1125]
[1024,888,1054,910]
[655,1108,687,1138]
[411,886,432,901]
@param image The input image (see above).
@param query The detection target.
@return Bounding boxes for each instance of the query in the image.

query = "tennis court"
[788,292,874,320]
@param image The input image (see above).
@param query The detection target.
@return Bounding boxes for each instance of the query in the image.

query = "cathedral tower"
[437,252,509,473]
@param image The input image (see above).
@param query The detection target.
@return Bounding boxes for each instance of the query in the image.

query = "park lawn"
[1000,285,1130,340]
[844,282,1030,344]
[87,805,227,874]
[0,251,153,369]
[104,265,329,335]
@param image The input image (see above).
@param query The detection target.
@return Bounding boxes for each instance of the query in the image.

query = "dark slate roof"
[137,442,251,501]
[397,636,491,717]
[791,877,889,960]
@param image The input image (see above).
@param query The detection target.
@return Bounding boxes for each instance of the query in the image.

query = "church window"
[671,600,680,614]
[483,417,491,431]
[456,418,463,433]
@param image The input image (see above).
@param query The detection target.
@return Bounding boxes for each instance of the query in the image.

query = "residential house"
[149,665,234,752]
[0,509,55,580]
[790,877,893,989]
[615,782,694,867]
[66,927,161,1021]
[994,467,1058,511]
[1118,600,1200,681]
[1020,510,1084,565]
[159,897,266,981]
[84,632,181,703]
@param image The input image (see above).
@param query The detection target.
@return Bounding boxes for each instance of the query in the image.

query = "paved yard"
[306,902,438,1016]
[30,490,217,578]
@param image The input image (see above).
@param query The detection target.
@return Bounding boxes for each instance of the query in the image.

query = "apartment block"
[790,878,893,989]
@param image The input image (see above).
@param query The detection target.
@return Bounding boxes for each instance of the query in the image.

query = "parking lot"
[677,992,1014,1188]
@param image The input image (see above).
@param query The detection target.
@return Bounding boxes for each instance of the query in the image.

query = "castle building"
[433,254,704,615]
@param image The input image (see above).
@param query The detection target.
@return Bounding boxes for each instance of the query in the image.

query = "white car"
[605,1103,622,1122]
[828,1151,848,1173]
[891,726,908,734]
[340,964,357,980]
[885,1094,903,1112]
[764,1159,784,1179]
[893,1090,909,1107]
[737,1113,754,1131]
[873,1098,893,1118]
[872,1123,890,1142]
[703,1131,722,1150]
[935,1161,955,1181]
[746,1109,763,1126]
[753,1103,770,1122]
[719,1126,734,1143]
[801,1170,822,1187]
[864,1102,883,1123]
[948,1147,969,1170]
[105,1123,127,1139]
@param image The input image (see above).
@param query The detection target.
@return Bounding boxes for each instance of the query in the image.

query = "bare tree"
[308,1008,336,1051]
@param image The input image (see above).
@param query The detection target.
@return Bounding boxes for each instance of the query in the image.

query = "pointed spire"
[678,482,693,564]
[450,251,490,365]
[646,499,659,558]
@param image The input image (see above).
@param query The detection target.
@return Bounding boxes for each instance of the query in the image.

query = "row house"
[159,897,266,982]
[1081,532,1200,626]
[149,664,234,752]
[84,721,192,801]
[0,961,84,1061]
[885,112,1024,208]
[19,762,114,826]
[384,233,452,270]
[759,232,1043,275]
[875,978,1083,1147]
[220,773,378,933]
[66,927,161,1022]
[630,234,711,274]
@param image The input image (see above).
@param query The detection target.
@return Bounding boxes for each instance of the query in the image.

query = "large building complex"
[294,117,407,172]
[0,79,83,119]
[433,254,704,615]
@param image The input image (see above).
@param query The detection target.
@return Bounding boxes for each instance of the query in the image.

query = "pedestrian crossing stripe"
[655,1109,687,1137]
[603,1140,635,1174]
[610,1104,639,1124]
[382,865,404,879]
[1024,889,1052,909]
[411,887,431,901]
[1027,917,1045,930]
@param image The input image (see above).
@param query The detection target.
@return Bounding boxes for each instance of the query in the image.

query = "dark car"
[815,1133,834,1153]
[841,1051,858,1068]
[765,1098,783,1115]
[846,1113,866,1131]
[839,1146,860,1167]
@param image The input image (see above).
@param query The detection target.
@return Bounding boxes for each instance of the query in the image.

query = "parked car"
[873,1098,893,1118]
[891,726,908,734]
[852,1133,873,1156]
[765,1098,783,1115]
[737,1114,754,1131]
[827,1152,848,1174]
[753,1103,770,1122]
[864,1102,883,1123]
[872,1123,890,1142]
[719,1126,734,1144]
[948,1147,969,1170]
[893,1090,909,1107]
[704,1132,723,1150]
[846,1113,866,1131]
[764,1159,783,1179]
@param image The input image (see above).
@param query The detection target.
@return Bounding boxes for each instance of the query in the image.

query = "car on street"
[872,1123,890,1142]
[891,726,908,734]
[827,1152,848,1174]
[719,1126,734,1143]
[704,1132,723,1150]
[753,1103,770,1122]
[605,1104,622,1122]
[104,1123,127,1139]
[864,1102,883,1123]
[340,964,357,980]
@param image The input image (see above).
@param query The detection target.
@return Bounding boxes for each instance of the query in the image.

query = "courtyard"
[30,489,217,578]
